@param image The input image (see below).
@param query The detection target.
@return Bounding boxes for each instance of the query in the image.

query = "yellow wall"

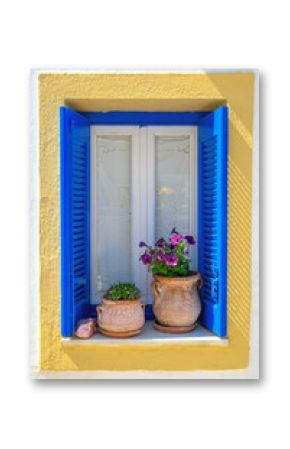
[38,72,255,372]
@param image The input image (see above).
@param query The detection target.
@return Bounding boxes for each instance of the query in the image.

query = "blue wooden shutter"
[60,107,91,337]
[198,106,228,336]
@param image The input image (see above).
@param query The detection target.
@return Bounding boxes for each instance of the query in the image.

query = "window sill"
[62,322,228,347]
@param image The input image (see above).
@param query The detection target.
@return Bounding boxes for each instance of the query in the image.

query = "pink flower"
[140,253,152,265]
[184,235,196,245]
[170,234,183,246]
[156,238,166,248]
[155,251,166,264]
[165,254,179,267]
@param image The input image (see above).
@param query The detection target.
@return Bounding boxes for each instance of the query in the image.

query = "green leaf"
[106,283,140,300]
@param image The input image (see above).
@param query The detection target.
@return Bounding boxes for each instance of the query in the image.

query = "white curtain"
[155,135,191,239]
[93,131,194,303]
[95,135,132,297]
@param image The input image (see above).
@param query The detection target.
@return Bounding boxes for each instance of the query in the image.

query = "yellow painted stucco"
[38,72,255,372]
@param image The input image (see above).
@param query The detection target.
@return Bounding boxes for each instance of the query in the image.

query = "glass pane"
[155,135,191,238]
[95,135,132,298]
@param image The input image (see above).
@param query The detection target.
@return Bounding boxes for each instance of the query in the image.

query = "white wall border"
[31,69,259,380]
[30,70,40,376]
[34,368,257,380]
[248,70,260,378]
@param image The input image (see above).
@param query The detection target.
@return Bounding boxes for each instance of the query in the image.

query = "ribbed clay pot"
[97,298,145,335]
[151,272,203,327]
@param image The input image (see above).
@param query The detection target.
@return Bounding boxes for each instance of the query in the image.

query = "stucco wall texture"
[38,72,255,373]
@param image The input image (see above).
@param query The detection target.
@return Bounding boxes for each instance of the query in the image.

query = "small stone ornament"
[75,318,97,339]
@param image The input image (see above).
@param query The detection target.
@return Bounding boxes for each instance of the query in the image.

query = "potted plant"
[97,283,145,337]
[139,228,202,333]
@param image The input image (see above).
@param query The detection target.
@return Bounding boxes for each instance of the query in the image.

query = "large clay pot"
[97,298,145,336]
[151,272,203,327]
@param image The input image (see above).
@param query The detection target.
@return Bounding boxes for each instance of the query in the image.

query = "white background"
[0,0,288,448]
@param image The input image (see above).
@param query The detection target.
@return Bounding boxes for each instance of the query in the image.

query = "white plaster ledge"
[62,322,228,347]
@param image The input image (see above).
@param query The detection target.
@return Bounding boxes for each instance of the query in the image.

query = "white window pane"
[95,135,132,297]
[155,135,191,238]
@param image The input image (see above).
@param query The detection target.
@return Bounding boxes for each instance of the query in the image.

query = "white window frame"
[90,125,198,304]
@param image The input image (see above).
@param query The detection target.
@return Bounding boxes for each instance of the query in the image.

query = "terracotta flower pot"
[97,298,145,336]
[151,272,203,328]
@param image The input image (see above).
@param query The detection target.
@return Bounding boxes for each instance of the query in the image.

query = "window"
[60,108,228,338]
[90,126,197,306]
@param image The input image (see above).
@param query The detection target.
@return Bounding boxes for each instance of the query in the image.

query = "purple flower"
[156,238,166,248]
[183,247,189,254]
[139,241,147,248]
[140,253,152,265]
[170,234,183,246]
[155,251,166,264]
[165,254,179,267]
[184,235,196,245]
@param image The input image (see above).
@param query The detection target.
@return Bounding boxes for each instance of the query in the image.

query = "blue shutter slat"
[60,106,91,337]
[198,106,228,337]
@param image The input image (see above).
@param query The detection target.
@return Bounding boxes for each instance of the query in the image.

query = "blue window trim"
[197,107,228,336]
[82,111,207,126]
[61,108,228,334]
[60,107,91,336]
